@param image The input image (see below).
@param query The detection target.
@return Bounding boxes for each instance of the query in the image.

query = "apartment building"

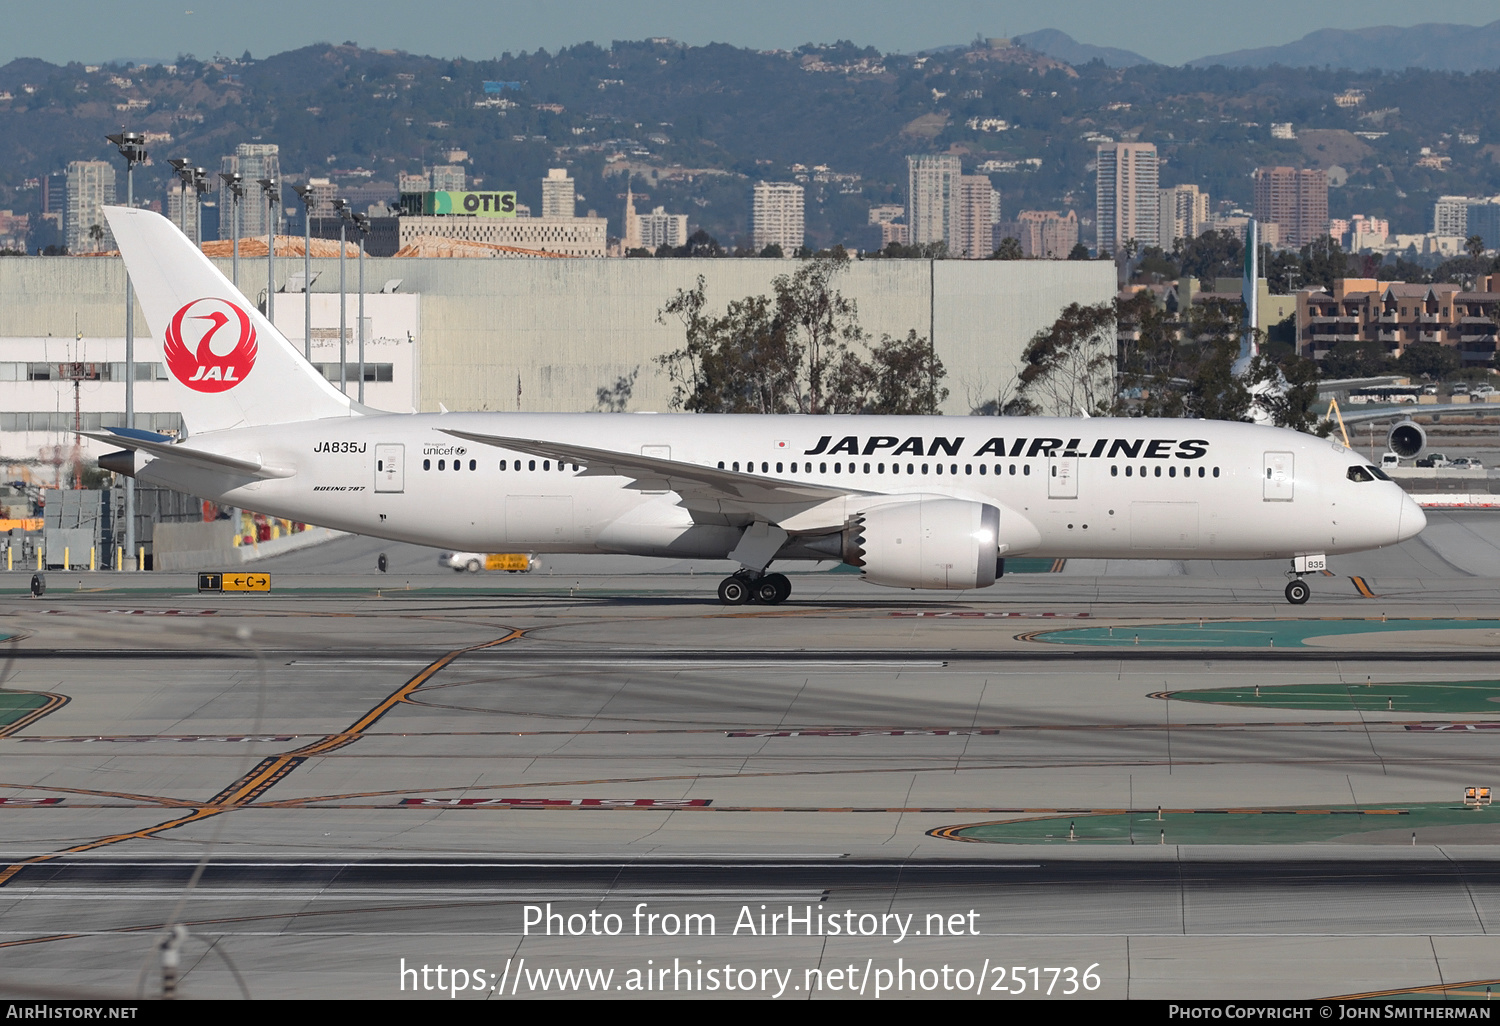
[1096,142,1159,253]
[1252,167,1328,250]
[1297,274,1500,364]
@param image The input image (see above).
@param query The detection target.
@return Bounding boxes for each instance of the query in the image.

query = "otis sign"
[164,298,258,392]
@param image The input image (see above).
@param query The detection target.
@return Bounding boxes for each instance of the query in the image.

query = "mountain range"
[1012,23,1500,73]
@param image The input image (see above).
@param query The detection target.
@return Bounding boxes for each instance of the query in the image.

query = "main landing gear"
[717,571,791,605]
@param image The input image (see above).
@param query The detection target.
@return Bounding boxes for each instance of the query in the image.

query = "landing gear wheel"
[1285,579,1311,605]
[718,576,751,605]
[752,574,790,605]
[758,573,791,604]
[465,559,481,573]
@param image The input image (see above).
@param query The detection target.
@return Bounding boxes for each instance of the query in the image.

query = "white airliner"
[92,207,1426,606]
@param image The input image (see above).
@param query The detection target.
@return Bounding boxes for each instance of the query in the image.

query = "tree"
[1248,351,1328,434]
[1298,236,1350,292]
[1397,341,1461,380]
[1015,302,1119,417]
[654,257,946,414]
[1178,229,1242,283]
[1066,243,1089,261]
[87,223,104,251]
[992,237,1023,260]
[759,243,784,258]
[1466,235,1486,260]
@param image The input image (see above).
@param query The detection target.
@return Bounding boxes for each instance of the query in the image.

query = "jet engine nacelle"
[1388,419,1426,459]
[851,498,1001,590]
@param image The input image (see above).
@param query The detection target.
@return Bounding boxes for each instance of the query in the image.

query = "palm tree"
[87,223,104,252]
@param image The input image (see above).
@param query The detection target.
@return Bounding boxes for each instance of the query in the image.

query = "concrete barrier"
[153,522,345,572]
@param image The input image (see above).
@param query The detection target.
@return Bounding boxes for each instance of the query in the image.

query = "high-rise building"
[955,174,1000,259]
[1158,184,1209,247]
[906,154,962,252]
[1014,210,1080,259]
[751,181,804,253]
[1095,142,1159,254]
[1433,196,1468,237]
[219,143,280,241]
[1252,167,1328,249]
[65,160,116,253]
[1468,198,1500,251]
[638,206,689,250]
[429,164,466,193]
[165,179,199,241]
[541,168,575,219]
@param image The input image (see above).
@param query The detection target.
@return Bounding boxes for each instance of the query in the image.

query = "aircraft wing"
[438,429,872,511]
[84,430,292,479]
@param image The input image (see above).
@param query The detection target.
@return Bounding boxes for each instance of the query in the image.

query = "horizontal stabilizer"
[84,430,291,479]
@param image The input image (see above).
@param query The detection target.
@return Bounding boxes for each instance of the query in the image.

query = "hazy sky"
[9,0,1500,67]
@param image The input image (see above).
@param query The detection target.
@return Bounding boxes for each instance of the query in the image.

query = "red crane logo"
[164,298,258,393]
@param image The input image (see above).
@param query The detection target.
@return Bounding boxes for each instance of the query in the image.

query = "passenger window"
[528,460,536,471]
[438,459,445,470]
[762,462,768,473]
[469,459,477,471]
[951,464,958,475]
[500,459,508,470]
[1154,466,1161,478]
[423,459,430,471]
[935,464,943,475]
[863,462,870,473]
[921,464,929,475]
[1198,467,1205,478]
[733,461,739,471]
[979,465,986,476]
[879,463,886,473]
[1111,466,1118,477]
[1023,465,1030,476]
[1213,467,1220,478]
[907,463,914,474]
[820,462,827,473]
[1170,466,1176,478]
[377,460,384,471]
[1008,464,1015,476]
[777,462,783,473]
[835,462,842,473]
[717,461,724,469]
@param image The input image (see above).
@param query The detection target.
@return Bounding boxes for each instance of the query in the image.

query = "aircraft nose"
[1396,490,1427,542]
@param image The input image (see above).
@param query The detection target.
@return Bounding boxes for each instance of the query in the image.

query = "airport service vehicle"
[1449,458,1485,470]
[1473,384,1496,397]
[1416,452,1452,469]
[1380,452,1401,469]
[91,207,1426,606]
[440,551,534,573]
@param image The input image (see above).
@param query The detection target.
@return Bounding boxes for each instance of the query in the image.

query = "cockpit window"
[1347,466,1375,482]
[1367,465,1391,481]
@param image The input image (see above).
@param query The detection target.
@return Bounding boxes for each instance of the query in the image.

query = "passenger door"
[1048,456,1078,499]
[374,444,404,493]
[1263,451,1294,501]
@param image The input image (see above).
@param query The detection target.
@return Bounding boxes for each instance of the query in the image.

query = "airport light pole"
[107,131,147,570]
[192,167,209,250]
[334,198,349,394]
[353,212,369,403]
[218,172,244,290]
[166,158,193,236]
[293,184,316,362]
[257,178,279,324]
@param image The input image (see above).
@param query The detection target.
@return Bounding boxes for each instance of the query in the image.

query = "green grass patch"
[1164,681,1500,713]
[940,803,1497,845]
[1032,618,1500,648]
[0,692,51,728]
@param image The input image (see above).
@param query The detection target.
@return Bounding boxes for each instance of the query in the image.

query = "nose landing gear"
[1284,554,1326,605]
[717,571,791,605]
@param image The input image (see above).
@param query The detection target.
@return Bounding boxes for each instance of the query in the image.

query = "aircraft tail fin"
[103,205,353,435]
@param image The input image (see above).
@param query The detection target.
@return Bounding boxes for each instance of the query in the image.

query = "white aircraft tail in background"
[104,205,354,435]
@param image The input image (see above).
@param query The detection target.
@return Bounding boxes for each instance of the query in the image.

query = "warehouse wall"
[0,255,1115,416]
